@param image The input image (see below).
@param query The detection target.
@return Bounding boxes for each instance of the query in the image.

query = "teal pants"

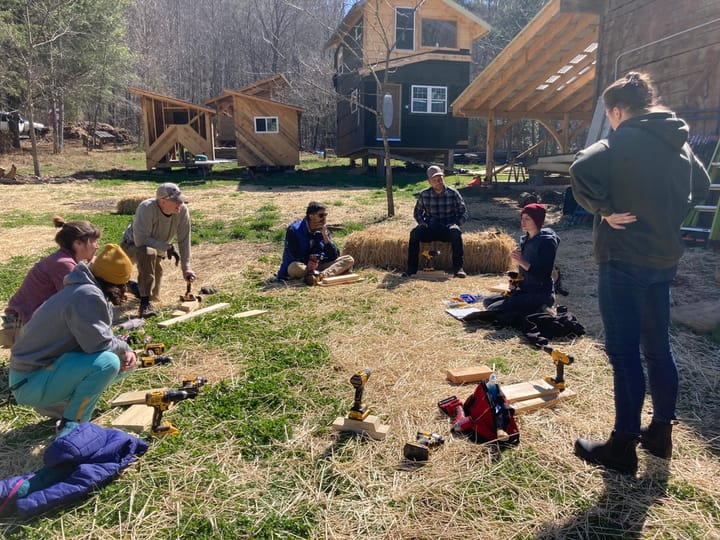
[10,351,122,422]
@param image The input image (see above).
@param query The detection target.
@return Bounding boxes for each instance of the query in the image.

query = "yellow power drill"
[348,368,371,420]
[421,250,440,271]
[403,431,444,461]
[541,346,574,391]
[146,376,207,436]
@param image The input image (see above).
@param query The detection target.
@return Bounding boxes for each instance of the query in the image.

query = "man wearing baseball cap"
[405,165,468,277]
[121,183,196,318]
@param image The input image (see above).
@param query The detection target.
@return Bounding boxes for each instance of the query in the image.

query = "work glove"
[166,245,180,266]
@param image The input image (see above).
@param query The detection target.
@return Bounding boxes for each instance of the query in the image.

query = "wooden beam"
[446,365,493,384]
[319,273,362,286]
[232,309,268,319]
[486,112,495,180]
[158,302,231,328]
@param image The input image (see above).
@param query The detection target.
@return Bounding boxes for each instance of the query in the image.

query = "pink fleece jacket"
[7,248,77,323]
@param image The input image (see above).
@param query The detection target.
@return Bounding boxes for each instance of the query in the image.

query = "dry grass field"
[0,141,719,539]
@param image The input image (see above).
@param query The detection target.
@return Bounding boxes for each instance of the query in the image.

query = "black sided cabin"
[326,0,490,168]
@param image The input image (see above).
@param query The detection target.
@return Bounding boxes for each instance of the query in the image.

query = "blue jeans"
[598,261,678,434]
[10,350,123,422]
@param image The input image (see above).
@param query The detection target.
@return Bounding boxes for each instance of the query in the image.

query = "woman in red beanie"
[482,203,560,324]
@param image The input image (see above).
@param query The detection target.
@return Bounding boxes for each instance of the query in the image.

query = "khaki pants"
[120,241,163,300]
[287,255,354,280]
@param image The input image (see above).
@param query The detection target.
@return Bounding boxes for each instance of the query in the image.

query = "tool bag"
[463,381,519,445]
[521,306,585,347]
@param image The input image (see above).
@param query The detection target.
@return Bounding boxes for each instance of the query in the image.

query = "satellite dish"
[382,93,393,129]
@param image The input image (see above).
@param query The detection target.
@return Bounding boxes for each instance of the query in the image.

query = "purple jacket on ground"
[0,423,148,519]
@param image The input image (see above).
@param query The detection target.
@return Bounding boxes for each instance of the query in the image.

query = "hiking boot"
[574,431,638,475]
[454,268,467,278]
[139,302,158,319]
[640,420,673,459]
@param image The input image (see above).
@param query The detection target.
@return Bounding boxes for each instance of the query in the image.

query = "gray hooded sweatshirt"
[10,262,130,373]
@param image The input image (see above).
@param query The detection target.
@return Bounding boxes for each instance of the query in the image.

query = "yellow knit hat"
[91,244,132,285]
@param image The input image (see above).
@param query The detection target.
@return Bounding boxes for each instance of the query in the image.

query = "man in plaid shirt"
[405,165,468,277]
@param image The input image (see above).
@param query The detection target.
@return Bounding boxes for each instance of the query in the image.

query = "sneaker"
[139,302,158,319]
[127,280,140,299]
[454,269,467,278]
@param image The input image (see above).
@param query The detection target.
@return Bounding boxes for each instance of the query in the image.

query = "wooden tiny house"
[326,0,491,167]
[206,76,303,169]
[130,88,216,170]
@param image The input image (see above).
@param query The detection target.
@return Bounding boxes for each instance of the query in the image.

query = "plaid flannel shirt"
[413,186,468,227]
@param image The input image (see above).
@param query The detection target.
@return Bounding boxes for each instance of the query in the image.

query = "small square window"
[254,116,279,133]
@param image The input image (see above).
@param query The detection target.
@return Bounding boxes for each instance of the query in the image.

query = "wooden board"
[331,414,389,440]
[502,379,560,403]
[446,365,493,384]
[110,404,154,432]
[414,270,447,280]
[318,273,362,286]
[671,300,720,334]
[232,309,268,319]
[158,302,230,328]
[110,388,166,407]
[178,300,201,313]
[511,388,577,415]
[488,283,509,293]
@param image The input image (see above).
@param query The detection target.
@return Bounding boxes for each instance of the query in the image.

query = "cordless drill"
[541,346,574,391]
[403,431,444,461]
[348,368,371,420]
[503,271,524,296]
[146,376,207,436]
[421,250,440,271]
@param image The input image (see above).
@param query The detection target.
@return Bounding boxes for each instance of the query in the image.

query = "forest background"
[0,0,547,157]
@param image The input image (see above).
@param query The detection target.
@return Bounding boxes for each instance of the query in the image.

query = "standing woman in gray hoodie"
[569,72,710,474]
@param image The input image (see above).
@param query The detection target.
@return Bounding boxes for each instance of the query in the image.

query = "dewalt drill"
[146,376,207,436]
[348,368,371,420]
[403,431,444,461]
[503,271,524,296]
[541,346,574,391]
[421,249,440,271]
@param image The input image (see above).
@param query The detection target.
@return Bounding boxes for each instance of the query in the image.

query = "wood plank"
[488,282,508,293]
[414,270,447,281]
[178,300,201,313]
[232,309,268,319]
[111,404,154,432]
[503,379,560,403]
[110,388,166,408]
[318,273,362,286]
[331,415,389,440]
[158,302,231,328]
[446,365,493,384]
[511,388,577,415]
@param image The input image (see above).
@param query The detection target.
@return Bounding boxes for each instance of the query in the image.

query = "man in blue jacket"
[277,202,354,283]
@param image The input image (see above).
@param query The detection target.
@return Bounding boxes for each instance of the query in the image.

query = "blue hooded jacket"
[0,423,147,519]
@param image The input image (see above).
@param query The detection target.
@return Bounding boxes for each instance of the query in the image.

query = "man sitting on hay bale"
[277,201,354,285]
[405,165,468,278]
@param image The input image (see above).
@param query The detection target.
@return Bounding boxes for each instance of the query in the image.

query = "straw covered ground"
[0,159,719,538]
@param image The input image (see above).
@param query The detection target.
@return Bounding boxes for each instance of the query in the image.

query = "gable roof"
[452,0,600,121]
[130,88,216,114]
[325,0,491,49]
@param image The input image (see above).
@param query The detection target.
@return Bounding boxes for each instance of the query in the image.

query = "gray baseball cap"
[156,183,187,203]
[427,165,444,180]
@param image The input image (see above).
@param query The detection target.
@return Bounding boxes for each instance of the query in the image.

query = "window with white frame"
[411,85,447,114]
[254,116,278,133]
[395,7,414,50]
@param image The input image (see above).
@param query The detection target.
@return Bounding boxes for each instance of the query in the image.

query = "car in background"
[0,111,48,137]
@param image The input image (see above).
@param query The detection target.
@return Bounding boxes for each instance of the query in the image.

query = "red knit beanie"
[522,203,546,230]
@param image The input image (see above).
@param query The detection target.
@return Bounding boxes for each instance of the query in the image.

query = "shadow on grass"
[534,461,670,539]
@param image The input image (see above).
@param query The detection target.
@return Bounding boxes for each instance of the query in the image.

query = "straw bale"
[343,228,515,274]
[116,195,147,215]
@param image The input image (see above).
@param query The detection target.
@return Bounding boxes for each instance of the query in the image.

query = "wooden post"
[486,112,496,182]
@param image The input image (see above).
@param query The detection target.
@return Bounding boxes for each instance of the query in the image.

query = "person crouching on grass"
[9,244,137,438]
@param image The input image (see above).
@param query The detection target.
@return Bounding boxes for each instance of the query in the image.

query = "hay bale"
[116,195,147,215]
[343,229,515,274]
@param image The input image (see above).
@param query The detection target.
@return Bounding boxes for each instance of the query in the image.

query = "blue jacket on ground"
[0,423,148,519]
